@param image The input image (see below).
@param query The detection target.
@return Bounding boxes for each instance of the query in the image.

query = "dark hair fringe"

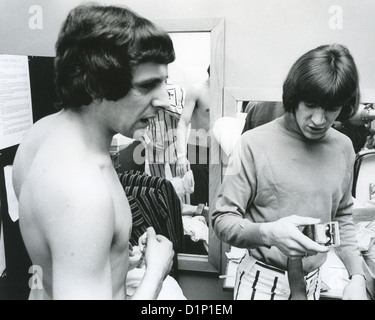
[54,4,175,110]
[282,44,360,121]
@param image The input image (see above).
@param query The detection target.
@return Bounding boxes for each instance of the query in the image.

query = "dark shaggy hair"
[54,3,175,109]
[282,44,360,121]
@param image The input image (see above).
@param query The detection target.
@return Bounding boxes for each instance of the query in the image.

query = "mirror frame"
[224,87,283,116]
[153,18,225,273]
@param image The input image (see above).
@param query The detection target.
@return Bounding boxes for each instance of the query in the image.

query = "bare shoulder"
[186,81,209,98]
[184,84,201,103]
[185,81,210,109]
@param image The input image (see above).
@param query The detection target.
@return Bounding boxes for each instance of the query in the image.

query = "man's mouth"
[308,126,325,133]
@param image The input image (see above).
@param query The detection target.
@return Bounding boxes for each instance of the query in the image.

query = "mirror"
[153,18,224,272]
[224,87,282,117]
[212,87,280,163]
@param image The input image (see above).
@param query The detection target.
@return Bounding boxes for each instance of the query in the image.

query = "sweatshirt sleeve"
[334,145,365,278]
[211,136,268,249]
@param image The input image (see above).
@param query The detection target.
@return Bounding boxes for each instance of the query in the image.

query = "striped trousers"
[234,252,321,300]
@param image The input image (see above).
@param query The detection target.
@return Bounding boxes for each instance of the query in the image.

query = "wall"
[1,0,375,99]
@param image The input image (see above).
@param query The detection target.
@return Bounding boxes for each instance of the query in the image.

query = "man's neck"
[63,106,114,154]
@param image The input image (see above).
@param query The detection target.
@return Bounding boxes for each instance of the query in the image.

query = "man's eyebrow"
[134,76,166,84]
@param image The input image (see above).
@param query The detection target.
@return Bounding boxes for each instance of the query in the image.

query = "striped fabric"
[146,83,185,165]
[147,110,180,165]
[144,83,191,204]
[118,170,185,279]
[234,252,322,300]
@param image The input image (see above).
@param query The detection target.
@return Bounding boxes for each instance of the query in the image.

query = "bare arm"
[44,170,115,299]
[176,86,198,176]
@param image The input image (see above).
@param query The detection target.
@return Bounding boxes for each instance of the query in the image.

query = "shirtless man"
[12,4,176,300]
[176,66,210,206]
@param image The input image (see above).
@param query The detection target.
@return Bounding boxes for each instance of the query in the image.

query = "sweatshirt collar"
[279,111,305,139]
[278,111,328,142]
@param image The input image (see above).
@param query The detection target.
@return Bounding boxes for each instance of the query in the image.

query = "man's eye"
[140,83,156,90]
[139,79,165,91]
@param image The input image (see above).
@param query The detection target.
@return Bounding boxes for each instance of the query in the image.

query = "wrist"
[177,153,187,160]
[260,223,272,248]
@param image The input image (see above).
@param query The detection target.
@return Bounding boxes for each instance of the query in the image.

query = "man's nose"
[152,86,170,111]
[311,107,326,126]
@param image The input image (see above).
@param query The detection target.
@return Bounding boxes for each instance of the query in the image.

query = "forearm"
[334,209,365,277]
[130,268,165,300]
[176,122,189,156]
[333,152,365,276]
[335,208,367,299]
[213,212,265,248]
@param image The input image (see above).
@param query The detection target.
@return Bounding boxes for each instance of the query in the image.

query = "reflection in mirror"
[149,31,210,256]
[153,19,224,272]
[170,33,210,256]
[169,32,210,91]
